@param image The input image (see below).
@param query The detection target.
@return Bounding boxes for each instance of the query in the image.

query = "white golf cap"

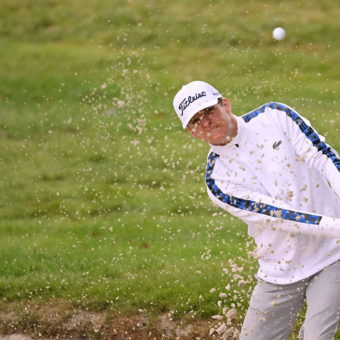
[173,81,222,128]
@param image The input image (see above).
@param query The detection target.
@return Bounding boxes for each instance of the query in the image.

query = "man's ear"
[222,97,232,114]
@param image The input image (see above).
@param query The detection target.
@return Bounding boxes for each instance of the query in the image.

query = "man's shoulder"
[241,102,292,123]
[205,149,230,174]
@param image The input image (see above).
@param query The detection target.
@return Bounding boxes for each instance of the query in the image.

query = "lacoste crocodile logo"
[273,140,283,149]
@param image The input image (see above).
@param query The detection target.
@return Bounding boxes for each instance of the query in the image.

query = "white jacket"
[206,102,340,284]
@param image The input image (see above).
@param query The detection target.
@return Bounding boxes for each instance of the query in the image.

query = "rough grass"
[0,0,340,338]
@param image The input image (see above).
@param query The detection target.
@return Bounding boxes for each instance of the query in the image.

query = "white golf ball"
[272,27,286,40]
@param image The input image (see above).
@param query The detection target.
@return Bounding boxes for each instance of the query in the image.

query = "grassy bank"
[0,0,339,337]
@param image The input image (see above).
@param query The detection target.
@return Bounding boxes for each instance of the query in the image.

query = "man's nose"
[202,115,212,127]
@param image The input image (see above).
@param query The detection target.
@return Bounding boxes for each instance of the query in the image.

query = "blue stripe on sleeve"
[242,102,340,172]
[205,152,322,225]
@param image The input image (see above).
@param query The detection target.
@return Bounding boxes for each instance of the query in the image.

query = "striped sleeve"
[245,103,340,199]
[206,152,340,238]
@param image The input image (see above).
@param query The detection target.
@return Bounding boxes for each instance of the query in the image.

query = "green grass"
[0,0,340,337]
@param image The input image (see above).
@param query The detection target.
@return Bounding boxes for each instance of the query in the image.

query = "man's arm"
[270,103,340,198]
[206,152,340,238]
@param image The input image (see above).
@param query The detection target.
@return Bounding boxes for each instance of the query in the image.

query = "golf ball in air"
[272,27,286,40]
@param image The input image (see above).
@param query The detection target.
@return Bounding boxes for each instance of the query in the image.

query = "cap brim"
[182,97,220,128]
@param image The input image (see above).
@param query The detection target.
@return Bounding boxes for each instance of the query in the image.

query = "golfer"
[173,81,340,339]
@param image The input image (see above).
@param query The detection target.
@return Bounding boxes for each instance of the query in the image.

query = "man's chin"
[209,132,229,145]
[210,137,228,146]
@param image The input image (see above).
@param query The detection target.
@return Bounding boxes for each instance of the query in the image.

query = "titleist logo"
[178,91,206,116]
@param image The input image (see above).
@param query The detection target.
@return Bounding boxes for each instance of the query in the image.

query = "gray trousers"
[240,260,340,340]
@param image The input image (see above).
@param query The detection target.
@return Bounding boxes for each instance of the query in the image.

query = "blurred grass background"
[0,0,339,337]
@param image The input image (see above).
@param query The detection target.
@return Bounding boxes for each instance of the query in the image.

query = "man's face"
[186,98,236,146]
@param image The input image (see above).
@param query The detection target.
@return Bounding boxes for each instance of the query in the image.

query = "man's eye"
[192,116,202,124]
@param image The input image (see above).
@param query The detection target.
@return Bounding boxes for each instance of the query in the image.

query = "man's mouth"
[209,126,221,133]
